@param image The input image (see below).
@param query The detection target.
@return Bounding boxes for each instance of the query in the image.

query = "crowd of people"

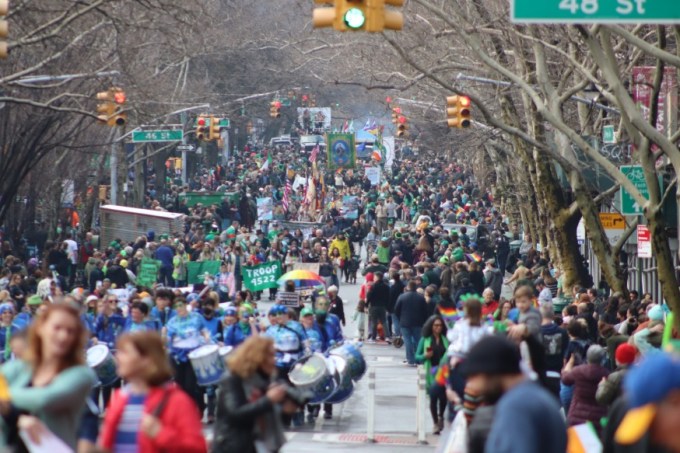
[0,142,677,453]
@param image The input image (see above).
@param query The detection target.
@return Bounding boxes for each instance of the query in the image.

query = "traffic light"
[313,0,402,32]
[396,114,408,137]
[196,115,208,140]
[96,88,127,127]
[446,95,472,128]
[391,107,401,125]
[0,0,8,59]
[270,101,282,118]
[209,116,222,141]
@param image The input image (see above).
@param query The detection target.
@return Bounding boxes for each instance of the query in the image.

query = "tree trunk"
[570,171,628,295]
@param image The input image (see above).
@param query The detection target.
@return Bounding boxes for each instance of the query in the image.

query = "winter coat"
[100,384,206,453]
[561,363,610,425]
[395,290,428,328]
[596,366,629,407]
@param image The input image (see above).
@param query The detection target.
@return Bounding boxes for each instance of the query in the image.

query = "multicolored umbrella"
[277,269,325,289]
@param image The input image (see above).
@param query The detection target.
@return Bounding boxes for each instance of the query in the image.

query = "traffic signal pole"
[181,112,188,185]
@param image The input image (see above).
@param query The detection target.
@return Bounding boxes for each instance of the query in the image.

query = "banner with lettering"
[241,260,282,291]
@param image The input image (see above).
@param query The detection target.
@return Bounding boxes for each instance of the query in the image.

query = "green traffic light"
[344,7,366,29]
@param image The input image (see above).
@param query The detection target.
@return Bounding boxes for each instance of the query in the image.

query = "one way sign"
[177,144,195,152]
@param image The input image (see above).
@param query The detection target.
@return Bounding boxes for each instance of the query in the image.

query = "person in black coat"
[327,286,345,326]
[388,271,405,338]
[89,259,105,293]
[367,272,390,341]
[395,279,429,365]
[213,336,303,453]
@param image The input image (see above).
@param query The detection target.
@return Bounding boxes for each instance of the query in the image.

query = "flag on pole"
[309,143,319,163]
[341,120,349,132]
[260,151,272,171]
[363,119,376,131]
[282,173,292,212]
[348,120,355,133]
[372,146,382,162]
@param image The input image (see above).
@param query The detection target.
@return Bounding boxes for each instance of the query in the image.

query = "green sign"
[218,118,230,127]
[620,165,648,215]
[242,261,282,292]
[602,125,615,144]
[137,258,161,288]
[512,0,680,23]
[186,260,222,285]
[132,130,183,143]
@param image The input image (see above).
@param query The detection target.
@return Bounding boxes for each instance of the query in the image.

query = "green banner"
[241,261,282,292]
[137,258,161,288]
[186,260,222,285]
[326,133,356,170]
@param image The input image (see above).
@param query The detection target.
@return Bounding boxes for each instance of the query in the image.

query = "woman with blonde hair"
[99,331,206,453]
[213,336,298,453]
[0,302,96,450]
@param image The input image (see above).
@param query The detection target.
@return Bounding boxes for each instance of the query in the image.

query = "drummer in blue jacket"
[312,296,344,420]
[300,307,325,353]
[314,296,344,347]
[223,306,260,347]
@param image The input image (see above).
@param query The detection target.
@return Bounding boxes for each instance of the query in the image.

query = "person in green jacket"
[0,302,96,450]
[415,314,450,434]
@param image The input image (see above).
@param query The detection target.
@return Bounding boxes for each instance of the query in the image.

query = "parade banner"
[365,167,381,186]
[326,133,356,170]
[291,262,320,274]
[341,195,359,220]
[137,258,161,288]
[257,197,273,220]
[186,260,222,285]
[242,260,282,291]
[277,291,301,307]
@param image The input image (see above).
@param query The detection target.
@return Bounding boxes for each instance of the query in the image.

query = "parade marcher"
[0,303,19,363]
[366,272,390,342]
[223,305,260,347]
[99,331,207,453]
[164,297,211,418]
[0,303,96,450]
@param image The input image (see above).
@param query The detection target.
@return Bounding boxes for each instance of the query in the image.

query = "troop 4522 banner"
[241,261,282,292]
[326,133,356,170]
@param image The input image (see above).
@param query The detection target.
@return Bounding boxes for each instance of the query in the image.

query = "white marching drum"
[188,344,224,386]
[86,344,119,387]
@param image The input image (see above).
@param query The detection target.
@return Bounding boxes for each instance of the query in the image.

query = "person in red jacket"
[98,331,207,453]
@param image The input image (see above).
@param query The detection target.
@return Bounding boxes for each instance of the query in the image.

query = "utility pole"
[181,111,188,185]
[110,130,119,205]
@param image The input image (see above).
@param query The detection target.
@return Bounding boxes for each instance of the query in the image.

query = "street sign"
[177,144,195,152]
[511,0,680,24]
[599,213,626,245]
[218,118,230,127]
[637,225,652,258]
[602,125,615,144]
[131,129,183,143]
[620,165,648,215]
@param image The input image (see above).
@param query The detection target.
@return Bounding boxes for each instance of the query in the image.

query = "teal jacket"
[415,335,449,390]
[0,360,96,449]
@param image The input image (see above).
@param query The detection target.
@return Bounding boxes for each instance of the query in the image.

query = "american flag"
[309,143,319,163]
[282,174,292,212]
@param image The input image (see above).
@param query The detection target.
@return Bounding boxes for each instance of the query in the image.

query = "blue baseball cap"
[615,353,680,445]
[224,307,238,317]
[186,293,200,304]
[0,303,13,315]
[269,304,282,316]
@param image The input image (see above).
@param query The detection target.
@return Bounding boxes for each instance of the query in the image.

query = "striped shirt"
[114,393,147,453]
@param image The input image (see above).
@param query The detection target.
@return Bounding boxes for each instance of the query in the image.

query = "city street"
[205,278,438,451]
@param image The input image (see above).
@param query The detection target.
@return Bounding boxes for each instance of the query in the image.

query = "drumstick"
[0,373,10,401]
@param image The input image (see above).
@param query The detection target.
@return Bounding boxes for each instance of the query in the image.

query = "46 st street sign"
[512,0,680,24]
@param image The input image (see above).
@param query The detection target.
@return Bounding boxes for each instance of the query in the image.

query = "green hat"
[205,234,215,241]
[120,250,127,257]
[301,307,314,317]
[27,295,43,306]
[441,240,449,246]
[439,256,450,264]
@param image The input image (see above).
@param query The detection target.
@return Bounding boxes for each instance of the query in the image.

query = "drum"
[188,345,224,386]
[86,345,118,387]
[174,337,200,353]
[288,353,336,404]
[325,354,354,404]
[330,343,366,381]
[219,345,233,359]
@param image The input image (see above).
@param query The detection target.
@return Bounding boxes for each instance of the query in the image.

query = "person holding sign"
[0,303,96,451]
